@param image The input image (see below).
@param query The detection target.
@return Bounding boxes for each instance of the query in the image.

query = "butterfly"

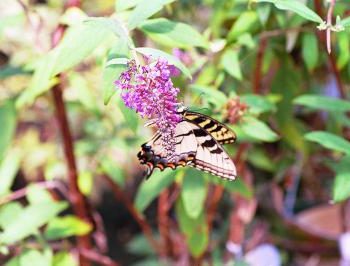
[137,105,237,180]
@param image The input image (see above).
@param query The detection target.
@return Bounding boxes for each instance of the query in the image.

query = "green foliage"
[135,170,177,212]
[181,169,208,219]
[256,0,323,23]
[0,100,16,160]
[139,18,208,48]
[0,201,67,245]
[176,198,208,258]
[45,215,92,240]
[294,95,350,112]
[3,0,350,264]
[305,131,350,155]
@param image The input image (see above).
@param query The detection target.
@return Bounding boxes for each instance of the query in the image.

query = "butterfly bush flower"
[115,59,181,158]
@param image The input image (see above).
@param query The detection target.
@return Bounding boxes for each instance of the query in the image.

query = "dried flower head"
[226,97,248,124]
[115,59,181,158]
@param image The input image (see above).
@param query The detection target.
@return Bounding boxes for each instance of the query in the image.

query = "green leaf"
[333,156,350,202]
[126,235,156,255]
[337,32,350,70]
[190,85,227,107]
[117,96,139,133]
[240,116,279,142]
[0,202,67,245]
[208,175,253,198]
[0,202,23,230]
[221,49,242,80]
[228,11,259,41]
[134,170,177,212]
[0,150,20,196]
[304,131,350,155]
[115,0,142,12]
[333,171,350,202]
[51,22,111,75]
[103,39,129,105]
[293,95,350,112]
[176,198,208,258]
[84,17,131,45]
[240,94,276,115]
[100,157,125,187]
[45,215,92,240]
[256,0,323,23]
[5,249,52,266]
[17,21,111,108]
[340,16,350,28]
[0,100,16,160]
[78,171,93,196]
[69,74,97,111]
[181,169,207,219]
[135,47,192,79]
[139,18,208,48]
[127,0,175,30]
[302,33,318,72]
[26,184,53,204]
[53,252,78,266]
[15,55,58,108]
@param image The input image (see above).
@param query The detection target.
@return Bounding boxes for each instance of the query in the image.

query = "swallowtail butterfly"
[137,106,237,180]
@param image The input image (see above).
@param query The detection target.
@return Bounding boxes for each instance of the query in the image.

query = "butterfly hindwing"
[184,111,236,144]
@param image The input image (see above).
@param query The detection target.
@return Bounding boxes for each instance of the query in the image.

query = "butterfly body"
[137,108,237,180]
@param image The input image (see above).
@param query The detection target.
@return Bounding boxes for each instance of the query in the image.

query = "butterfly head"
[176,103,188,114]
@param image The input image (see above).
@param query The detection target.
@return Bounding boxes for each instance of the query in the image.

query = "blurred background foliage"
[1,0,350,265]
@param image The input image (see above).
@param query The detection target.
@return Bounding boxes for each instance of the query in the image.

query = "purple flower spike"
[115,59,181,158]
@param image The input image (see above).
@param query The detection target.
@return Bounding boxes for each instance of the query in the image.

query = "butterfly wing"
[184,111,236,144]
[138,120,236,180]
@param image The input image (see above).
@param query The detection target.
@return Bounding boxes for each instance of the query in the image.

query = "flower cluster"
[115,59,181,158]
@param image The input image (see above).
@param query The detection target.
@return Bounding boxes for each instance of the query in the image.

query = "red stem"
[158,188,173,258]
[50,1,93,265]
[253,37,268,94]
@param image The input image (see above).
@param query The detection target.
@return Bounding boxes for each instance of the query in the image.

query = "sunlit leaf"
[139,18,208,48]
[221,49,242,80]
[103,38,130,105]
[127,0,175,30]
[333,156,350,202]
[181,169,207,219]
[26,184,53,204]
[0,202,23,230]
[0,149,20,196]
[78,171,93,196]
[305,131,350,155]
[190,84,227,107]
[256,0,323,23]
[135,47,191,79]
[45,215,92,240]
[0,202,67,245]
[5,249,52,266]
[228,11,259,41]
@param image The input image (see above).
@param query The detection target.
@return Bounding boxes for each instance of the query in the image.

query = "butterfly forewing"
[184,111,236,144]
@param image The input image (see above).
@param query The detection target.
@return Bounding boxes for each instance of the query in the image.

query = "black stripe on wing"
[184,111,236,144]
